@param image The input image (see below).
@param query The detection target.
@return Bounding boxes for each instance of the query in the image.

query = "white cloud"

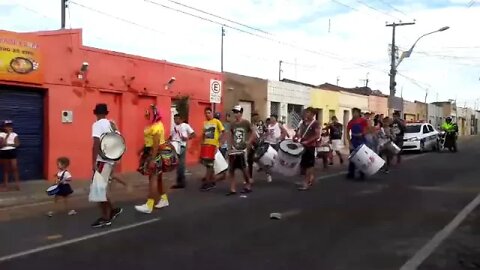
[1,0,479,107]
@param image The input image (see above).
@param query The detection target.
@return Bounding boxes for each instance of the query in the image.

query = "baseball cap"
[232,105,243,113]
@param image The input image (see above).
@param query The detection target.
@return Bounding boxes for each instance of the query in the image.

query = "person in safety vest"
[440,116,458,152]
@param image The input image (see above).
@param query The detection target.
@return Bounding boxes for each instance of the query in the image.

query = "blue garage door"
[0,87,44,180]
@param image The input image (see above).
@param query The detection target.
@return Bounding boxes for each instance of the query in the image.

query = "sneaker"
[47,211,54,217]
[155,198,169,209]
[111,208,123,220]
[91,218,112,228]
[135,204,153,214]
[200,182,215,192]
[68,210,77,216]
[266,175,272,183]
[171,184,185,189]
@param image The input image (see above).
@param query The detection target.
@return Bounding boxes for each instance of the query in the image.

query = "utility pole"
[386,21,415,115]
[61,0,68,29]
[424,89,429,122]
[278,60,283,81]
[214,26,225,113]
[221,26,225,73]
[336,76,340,86]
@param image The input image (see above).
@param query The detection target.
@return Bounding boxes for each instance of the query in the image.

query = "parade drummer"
[200,107,225,191]
[346,107,369,180]
[294,107,321,191]
[135,105,169,214]
[90,104,123,228]
[226,105,255,195]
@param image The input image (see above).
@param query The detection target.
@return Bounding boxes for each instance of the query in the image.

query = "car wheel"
[420,141,425,152]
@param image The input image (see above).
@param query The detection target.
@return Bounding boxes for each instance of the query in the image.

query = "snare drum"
[200,144,217,161]
[274,140,305,176]
[99,132,126,161]
[348,144,385,176]
[46,184,59,196]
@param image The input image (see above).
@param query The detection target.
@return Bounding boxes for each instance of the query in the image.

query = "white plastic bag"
[88,171,108,202]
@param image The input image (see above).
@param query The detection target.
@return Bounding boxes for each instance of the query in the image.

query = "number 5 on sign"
[209,79,222,104]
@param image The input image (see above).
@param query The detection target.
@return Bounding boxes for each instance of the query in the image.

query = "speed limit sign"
[209,79,222,104]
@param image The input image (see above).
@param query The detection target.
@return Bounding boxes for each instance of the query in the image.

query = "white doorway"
[239,101,253,122]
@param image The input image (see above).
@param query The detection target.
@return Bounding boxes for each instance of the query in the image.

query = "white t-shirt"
[171,123,194,147]
[265,123,281,144]
[92,118,115,164]
[0,132,18,150]
[57,170,72,183]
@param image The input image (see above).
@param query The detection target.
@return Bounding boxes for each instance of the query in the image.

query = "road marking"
[316,153,426,181]
[0,218,159,263]
[45,234,63,240]
[399,192,480,270]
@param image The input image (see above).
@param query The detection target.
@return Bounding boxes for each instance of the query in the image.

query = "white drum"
[99,132,126,161]
[274,140,304,177]
[254,144,277,168]
[260,146,277,167]
[214,150,228,175]
[348,144,385,176]
[170,140,182,155]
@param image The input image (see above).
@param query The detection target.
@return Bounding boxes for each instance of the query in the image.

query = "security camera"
[168,77,176,84]
[80,62,89,72]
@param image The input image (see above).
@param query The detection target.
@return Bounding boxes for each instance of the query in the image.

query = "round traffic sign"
[211,81,221,93]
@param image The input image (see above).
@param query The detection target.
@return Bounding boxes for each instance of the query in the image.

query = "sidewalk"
[0,165,206,209]
[0,153,350,209]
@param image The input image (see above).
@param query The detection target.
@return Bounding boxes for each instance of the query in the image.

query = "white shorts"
[331,139,344,151]
[88,162,114,202]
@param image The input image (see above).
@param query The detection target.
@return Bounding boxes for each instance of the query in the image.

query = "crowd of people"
[2,102,457,229]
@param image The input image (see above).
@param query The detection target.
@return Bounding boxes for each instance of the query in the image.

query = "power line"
[144,0,386,71]
[163,0,270,35]
[376,0,409,17]
[354,0,401,20]
[70,1,166,34]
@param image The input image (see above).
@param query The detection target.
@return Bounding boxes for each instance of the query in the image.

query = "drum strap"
[300,120,315,140]
[58,170,68,182]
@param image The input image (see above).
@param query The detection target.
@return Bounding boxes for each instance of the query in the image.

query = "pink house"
[368,90,389,116]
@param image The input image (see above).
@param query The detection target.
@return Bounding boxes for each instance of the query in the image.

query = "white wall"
[428,104,443,129]
[267,80,310,128]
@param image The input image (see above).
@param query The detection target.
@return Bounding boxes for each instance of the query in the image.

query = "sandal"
[297,186,310,191]
[225,191,237,196]
[240,188,252,194]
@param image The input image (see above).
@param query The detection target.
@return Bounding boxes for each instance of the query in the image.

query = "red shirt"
[347,117,368,137]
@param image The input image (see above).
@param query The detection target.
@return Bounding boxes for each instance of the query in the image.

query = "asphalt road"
[0,137,479,270]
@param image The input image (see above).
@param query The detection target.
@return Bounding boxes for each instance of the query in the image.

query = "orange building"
[0,29,223,181]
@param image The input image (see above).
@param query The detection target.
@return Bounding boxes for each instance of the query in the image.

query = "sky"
[1,0,479,107]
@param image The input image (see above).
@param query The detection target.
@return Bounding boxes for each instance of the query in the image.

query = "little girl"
[47,157,76,217]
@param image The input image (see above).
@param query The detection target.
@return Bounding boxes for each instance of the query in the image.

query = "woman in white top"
[0,120,21,191]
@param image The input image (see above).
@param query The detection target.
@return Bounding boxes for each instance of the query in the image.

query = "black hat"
[93,103,109,115]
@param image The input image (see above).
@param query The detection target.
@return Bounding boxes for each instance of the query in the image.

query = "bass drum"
[99,132,126,161]
[274,140,304,177]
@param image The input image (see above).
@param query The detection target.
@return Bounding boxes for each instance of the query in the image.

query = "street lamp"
[396,26,450,68]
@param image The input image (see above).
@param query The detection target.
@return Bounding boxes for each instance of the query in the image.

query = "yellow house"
[311,87,340,125]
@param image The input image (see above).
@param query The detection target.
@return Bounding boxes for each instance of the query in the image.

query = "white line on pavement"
[399,192,480,270]
[316,153,426,181]
[0,218,160,263]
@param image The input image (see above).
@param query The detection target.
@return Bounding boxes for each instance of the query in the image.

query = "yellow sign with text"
[0,30,43,84]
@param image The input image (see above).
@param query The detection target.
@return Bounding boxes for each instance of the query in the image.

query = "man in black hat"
[90,103,123,228]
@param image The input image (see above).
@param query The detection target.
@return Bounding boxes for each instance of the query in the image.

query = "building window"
[287,103,303,128]
[270,102,280,117]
